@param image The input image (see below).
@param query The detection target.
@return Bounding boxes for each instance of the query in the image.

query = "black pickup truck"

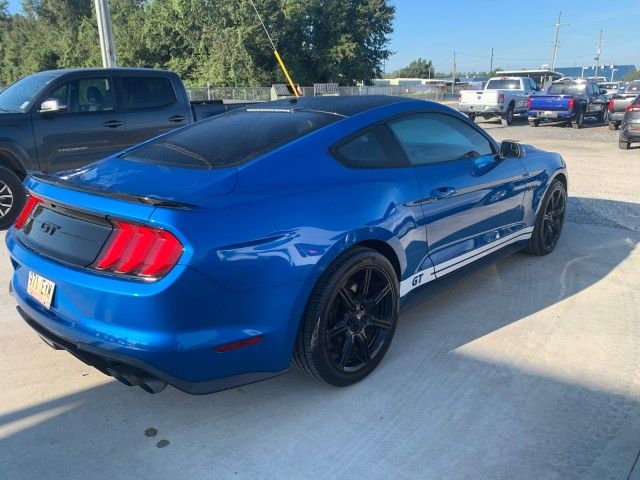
[0,67,252,228]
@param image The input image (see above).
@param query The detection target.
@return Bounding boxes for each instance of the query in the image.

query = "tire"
[523,180,566,256]
[467,113,477,122]
[528,119,540,127]
[0,166,26,230]
[571,109,584,129]
[293,247,399,387]
[501,103,515,126]
[608,122,617,130]
[619,139,630,150]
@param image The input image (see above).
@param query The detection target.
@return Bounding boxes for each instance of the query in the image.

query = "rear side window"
[123,76,176,110]
[121,110,337,169]
[388,113,494,166]
[333,125,406,168]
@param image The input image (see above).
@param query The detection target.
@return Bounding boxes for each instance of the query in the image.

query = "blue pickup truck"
[526,77,608,129]
[0,68,252,228]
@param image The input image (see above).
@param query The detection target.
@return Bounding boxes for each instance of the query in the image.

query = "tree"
[0,0,395,86]
[623,70,640,81]
[390,58,434,78]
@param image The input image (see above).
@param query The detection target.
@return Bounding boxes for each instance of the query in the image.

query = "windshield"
[0,73,58,112]
[486,79,520,90]
[122,109,338,169]
[547,83,586,95]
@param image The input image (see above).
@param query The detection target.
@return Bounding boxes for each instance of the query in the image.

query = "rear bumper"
[458,104,505,115]
[610,112,625,123]
[621,124,640,142]
[527,110,574,120]
[6,230,299,394]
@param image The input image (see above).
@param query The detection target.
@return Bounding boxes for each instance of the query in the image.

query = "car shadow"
[1,197,639,479]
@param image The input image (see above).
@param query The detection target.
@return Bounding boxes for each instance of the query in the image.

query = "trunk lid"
[50,155,238,207]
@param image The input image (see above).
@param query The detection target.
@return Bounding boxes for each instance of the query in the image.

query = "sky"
[6,0,640,74]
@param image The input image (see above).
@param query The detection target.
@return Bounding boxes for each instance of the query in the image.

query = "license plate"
[27,271,56,309]
[542,111,557,118]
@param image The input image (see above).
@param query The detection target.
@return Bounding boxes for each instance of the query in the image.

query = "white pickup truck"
[458,76,540,125]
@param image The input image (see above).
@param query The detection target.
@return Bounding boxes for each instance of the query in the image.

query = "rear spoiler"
[28,173,196,210]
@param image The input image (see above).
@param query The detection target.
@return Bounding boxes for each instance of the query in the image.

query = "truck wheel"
[608,122,619,131]
[501,104,515,126]
[467,113,477,122]
[528,119,540,127]
[619,139,630,150]
[571,110,585,129]
[0,166,26,230]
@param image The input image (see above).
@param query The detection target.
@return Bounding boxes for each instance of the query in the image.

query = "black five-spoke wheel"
[294,247,399,386]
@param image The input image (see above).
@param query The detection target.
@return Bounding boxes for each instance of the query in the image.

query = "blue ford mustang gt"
[6,96,567,394]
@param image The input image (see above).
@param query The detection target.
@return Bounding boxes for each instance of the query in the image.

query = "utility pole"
[594,29,603,79]
[95,0,116,68]
[452,51,456,95]
[550,11,562,71]
[489,48,494,74]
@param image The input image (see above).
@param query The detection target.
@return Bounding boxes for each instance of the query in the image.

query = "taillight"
[93,220,183,279]
[14,195,42,230]
[608,99,615,112]
[498,93,505,104]
[626,105,640,112]
[526,97,532,109]
[568,97,575,111]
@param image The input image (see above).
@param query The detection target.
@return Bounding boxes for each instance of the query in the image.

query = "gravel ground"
[478,118,640,232]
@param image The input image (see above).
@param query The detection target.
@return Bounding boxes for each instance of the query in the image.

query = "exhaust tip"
[107,366,167,394]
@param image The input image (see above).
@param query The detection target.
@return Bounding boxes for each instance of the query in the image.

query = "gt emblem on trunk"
[40,222,61,236]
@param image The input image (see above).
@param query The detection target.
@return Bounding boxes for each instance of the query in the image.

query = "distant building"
[555,64,636,81]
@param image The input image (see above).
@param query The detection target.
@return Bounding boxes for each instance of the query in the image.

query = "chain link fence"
[186,84,462,102]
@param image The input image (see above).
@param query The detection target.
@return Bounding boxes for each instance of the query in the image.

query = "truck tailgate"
[529,95,572,111]
[459,90,499,105]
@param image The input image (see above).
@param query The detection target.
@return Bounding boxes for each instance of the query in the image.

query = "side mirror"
[499,140,523,159]
[38,98,67,115]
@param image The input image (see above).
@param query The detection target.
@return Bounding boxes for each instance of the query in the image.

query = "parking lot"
[1,118,639,480]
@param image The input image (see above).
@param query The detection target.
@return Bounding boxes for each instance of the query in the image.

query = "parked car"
[619,95,640,149]
[527,77,608,128]
[458,76,540,125]
[0,67,254,229]
[598,82,622,95]
[607,80,640,130]
[6,96,568,395]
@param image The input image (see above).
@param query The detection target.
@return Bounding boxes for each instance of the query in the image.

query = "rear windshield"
[121,109,337,169]
[486,79,520,90]
[547,83,586,95]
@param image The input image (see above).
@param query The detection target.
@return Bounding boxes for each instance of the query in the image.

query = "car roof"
[258,95,416,117]
[31,67,174,78]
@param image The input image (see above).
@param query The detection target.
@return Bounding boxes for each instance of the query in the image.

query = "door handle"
[102,120,122,128]
[429,187,456,200]
[169,115,187,123]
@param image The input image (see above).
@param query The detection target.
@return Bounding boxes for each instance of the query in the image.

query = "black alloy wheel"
[524,180,566,256]
[293,247,399,387]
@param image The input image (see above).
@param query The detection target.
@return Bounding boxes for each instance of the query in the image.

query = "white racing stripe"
[400,227,534,297]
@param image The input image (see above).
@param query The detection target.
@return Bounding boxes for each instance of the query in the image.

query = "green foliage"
[0,0,395,87]
[623,70,640,81]
[390,58,434,79]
